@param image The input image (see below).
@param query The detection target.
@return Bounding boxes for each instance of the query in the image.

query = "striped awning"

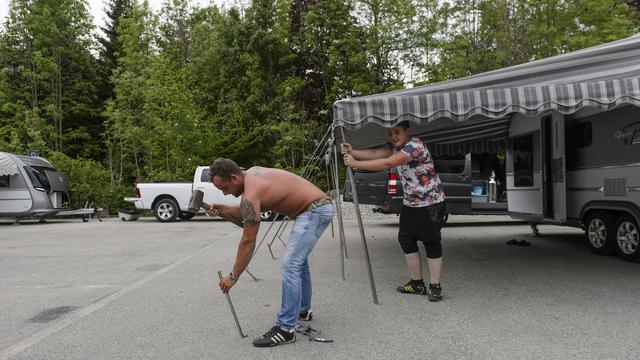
[333,33,640,148]
[334,76,640,130]
[0,153,19,176]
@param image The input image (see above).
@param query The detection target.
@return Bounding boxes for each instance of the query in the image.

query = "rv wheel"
[614,215,640,262]
[154,198,179,222]
[585,212,615,255]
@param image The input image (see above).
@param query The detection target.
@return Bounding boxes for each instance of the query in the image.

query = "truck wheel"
[260,211,276,221]
[154,198,179,222]
[179,212,195,221]
[585,212,615,255]
[614,215,640,261]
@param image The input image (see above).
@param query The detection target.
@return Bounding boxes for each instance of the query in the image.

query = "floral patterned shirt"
[394,137,445,207]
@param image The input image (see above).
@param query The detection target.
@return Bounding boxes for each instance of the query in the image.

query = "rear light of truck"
[135,185,141,198]
[388,172,398,196]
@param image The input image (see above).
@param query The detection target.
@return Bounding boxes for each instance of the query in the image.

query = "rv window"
[513,134,534,187]
[23,166,51,191]
[566,122,592,148]
[0,175,9,187]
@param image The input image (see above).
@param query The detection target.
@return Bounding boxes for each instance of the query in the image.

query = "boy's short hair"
[395,121,410,130]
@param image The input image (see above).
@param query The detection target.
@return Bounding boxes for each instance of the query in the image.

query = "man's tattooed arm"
[240,198,259,226]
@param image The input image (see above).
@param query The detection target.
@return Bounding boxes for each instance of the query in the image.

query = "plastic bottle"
[488,170,497,203]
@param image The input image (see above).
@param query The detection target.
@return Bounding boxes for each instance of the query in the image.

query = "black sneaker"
[396,281,427,295]
[253,326,296,347]
[299,310,313,321]
[428,283,443,302]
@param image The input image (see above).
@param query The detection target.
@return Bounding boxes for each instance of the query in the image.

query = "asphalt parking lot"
[1,214,640,360]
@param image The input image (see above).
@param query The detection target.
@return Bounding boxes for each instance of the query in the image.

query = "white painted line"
[0,228,241,360]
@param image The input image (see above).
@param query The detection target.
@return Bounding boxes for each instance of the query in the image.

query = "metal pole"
[325,156,335,239]
[331,132,347,281]
[339,126,378,305]
[244,268,259,281]
[332,137,349,259]
[217,271,247,338]
[253,216,279,257]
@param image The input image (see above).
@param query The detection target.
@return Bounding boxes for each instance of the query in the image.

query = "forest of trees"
[0,0,639,210]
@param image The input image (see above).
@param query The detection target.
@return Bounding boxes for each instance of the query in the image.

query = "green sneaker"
[396,281,427,295]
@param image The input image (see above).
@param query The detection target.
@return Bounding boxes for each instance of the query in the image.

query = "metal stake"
[217,271,247,338]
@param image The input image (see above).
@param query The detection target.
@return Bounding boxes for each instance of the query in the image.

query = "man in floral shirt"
[342,121,446,301]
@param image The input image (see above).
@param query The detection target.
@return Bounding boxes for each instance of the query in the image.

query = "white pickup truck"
[124,166,276,222]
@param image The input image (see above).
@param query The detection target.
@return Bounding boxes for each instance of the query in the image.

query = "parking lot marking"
[0,228,242,360]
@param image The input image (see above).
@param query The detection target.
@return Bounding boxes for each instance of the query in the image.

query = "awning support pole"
[339,126,379,305]
[331,133,347,281]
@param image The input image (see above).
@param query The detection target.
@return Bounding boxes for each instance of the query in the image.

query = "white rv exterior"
[506,106,640,260]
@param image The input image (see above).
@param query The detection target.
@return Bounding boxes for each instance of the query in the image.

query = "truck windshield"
[23,166,52,192]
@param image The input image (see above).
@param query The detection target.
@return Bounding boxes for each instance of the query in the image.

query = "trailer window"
[0,175,9,187]
[23,166,51,192]
[513,134,534,187]
[566,122,592,148]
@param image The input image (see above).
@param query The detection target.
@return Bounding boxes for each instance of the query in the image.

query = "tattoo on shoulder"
[250,167,262,176]
[240,198,259,226]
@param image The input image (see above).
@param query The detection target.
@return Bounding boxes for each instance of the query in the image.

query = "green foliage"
[2,0,640,201]
[47,151,130,211]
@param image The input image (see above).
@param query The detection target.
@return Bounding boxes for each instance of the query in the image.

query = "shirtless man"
[207,158,333,347]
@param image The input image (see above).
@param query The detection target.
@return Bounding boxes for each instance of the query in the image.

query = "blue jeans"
[276,204,333,329]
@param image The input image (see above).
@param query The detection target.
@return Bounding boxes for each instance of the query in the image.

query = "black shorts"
[398,202,445,258]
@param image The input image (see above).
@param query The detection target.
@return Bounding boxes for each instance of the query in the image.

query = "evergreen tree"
[0,0,101,158]
[97,0,132,101]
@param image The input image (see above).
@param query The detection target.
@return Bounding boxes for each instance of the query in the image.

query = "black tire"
[154,198,179,222]
[260,211,276,221]
[614,215,640,262]
[584,211,615,255]
[179,212,195,221]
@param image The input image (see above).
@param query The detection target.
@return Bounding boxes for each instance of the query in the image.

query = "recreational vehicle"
[332,33,640,261]
[0,152,99,222]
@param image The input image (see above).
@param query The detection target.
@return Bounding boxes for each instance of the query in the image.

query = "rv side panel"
[566,105,640,223]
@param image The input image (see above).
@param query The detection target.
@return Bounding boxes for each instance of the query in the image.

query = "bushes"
[48,152,131,212]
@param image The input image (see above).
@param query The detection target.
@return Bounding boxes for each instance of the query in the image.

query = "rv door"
[542,113,566,222]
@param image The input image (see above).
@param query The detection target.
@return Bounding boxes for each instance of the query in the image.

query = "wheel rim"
[261,211,273,220]
[587,218,607,248]
[157,203,175,220]
[616,221,639,255]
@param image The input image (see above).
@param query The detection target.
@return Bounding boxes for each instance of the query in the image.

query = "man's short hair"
[209,158,242,181]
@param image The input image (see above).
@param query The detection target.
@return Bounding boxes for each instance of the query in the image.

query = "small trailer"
[0,152,100,223]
